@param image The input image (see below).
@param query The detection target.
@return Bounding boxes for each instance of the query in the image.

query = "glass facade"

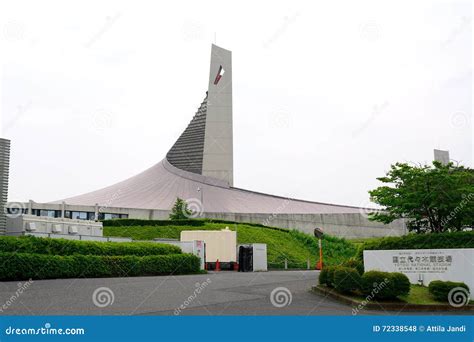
[26,209,128,221]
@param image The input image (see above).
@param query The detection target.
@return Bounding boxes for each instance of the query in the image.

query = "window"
[72,211,88,220]
[40,210,57,218]
[99,213,128,220]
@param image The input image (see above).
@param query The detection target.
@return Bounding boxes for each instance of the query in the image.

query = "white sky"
[1,0,472,208]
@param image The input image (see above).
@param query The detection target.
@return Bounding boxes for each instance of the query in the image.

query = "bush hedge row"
[360,271,410,299]
[0,252,200,280]
[358,231,474,259]
[0,236,181,257]
[428,280,470,302]
[319,267,410,299]
[102,218,289,232]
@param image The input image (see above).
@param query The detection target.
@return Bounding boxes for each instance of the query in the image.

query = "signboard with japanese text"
[364,249,474,299]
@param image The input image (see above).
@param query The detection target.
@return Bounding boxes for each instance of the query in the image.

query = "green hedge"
[333,267,361,294]
[0,252,200,280]
[428,280,470,302]
[360,271,410,299]
[102,218,289,232]
[0,236,181,257]
[358,231,474,259]
[341,257,364,275]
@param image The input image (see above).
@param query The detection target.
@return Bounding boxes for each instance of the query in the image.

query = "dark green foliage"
[325,266,339,288]
[357,231,474,259]
[319,267,331,286]
[368,161,474,233]
[169,198,193,220]
[360,271,404,300]
[0,252,200,281]
[342,257,364,275]
[0,236,181,256]
[333,267,361,294]
[104,220,357,269]
[390,272,411,296]
[288,230,357,266]
[103,218,288,232]
[428,280,470,302]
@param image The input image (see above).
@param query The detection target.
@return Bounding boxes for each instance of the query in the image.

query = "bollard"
[284,258,288,270]
[307,258,310,270]
[215,259,221,272]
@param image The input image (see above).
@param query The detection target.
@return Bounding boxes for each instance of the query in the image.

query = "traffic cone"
[215,259,221,272]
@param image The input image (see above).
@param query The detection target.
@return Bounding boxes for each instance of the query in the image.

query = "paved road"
[0,271,466,316]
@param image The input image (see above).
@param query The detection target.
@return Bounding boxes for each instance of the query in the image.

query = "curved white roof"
[58,159,362,214]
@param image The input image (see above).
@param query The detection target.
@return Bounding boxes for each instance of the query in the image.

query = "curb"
[312,285,474,312]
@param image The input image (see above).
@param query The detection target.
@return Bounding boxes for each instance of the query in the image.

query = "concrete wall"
[204,212,406,239]
[6,215,103,236]
[7,202,407,239]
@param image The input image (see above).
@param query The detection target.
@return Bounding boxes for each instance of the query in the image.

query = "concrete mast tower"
[166,44,233,186]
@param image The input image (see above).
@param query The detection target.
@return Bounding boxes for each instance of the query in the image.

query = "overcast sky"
[1,0,472,208]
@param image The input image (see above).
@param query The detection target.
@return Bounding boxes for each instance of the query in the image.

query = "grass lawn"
[104,221,357,269]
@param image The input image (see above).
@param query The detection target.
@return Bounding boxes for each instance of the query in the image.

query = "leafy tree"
[169,198,192,220]
[368,161,474,233]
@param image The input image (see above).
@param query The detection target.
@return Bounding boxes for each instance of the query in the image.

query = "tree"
[368,161,474,233]
[169,198,192,220]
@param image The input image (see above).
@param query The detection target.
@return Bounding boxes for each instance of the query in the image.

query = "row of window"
[7,208,128,220]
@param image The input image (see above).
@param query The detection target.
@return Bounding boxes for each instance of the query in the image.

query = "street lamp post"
[313,227,324,270]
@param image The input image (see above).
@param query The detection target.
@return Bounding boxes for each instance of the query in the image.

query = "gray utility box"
[237,244,267,272]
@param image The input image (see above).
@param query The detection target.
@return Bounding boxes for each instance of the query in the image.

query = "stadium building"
[7,45,406,238]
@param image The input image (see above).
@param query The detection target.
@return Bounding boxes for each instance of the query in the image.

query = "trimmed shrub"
[358,231,474,259]
[0,252,200,281]
[326,266,339,287]
[0,236,181,257]
[333,267,361,294]
[360,271,395,299]
[342,257,364,275]
[428,280,470,302]
[390,272,411,296]
[319,267,331,286]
